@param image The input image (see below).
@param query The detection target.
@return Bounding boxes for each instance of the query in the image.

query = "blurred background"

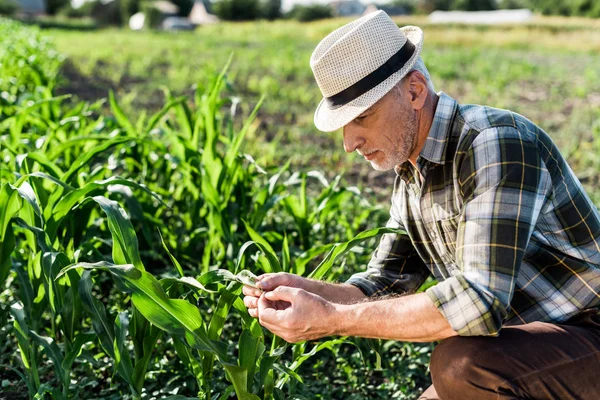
[2,0,599,201]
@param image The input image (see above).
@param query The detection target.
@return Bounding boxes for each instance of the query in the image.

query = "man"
[243,11,600,399]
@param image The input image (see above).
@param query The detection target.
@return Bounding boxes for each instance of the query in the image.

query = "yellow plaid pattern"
[346,92,600,336]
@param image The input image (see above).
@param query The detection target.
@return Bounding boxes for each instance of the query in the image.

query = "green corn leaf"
[78,270,138,394]
[50,176,167,230]
[207,288,238,341]
[172,336,203,384]
[132,316,162,394]
[78,271,118,357]
[0,184,21,288]
[62,332,95,372]
[60,262,229,360]
[159,229,184,277]
[10,302,32,370]
[30,331,66,387]
[22,152,65,179]
[292,244,334,277]
[174,99,194,140]
[238,324,263,392]
[281,234,290,273]
[26,172,74,191]
[243,222,282,273]
[160,276,219,294]
[45,134,117,161]
[222,364,261,400]
[41,252,70,316]
[14,218,52,254]
[14,260,36,314]
[88,196,145,271]
[61,136,137,184]
[274,363,303,384]
[145,96,185,134]
[222,94,264,176]
[10,181,42,225]
[308,227,405,281]
[109,90,136,136]
[276,338,346,389]
[217,386,236,400]
[113,311,129,375]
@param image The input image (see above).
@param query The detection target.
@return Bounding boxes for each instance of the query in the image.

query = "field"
[1,14,600,400]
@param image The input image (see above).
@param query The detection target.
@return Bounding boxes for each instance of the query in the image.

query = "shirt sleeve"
[425,126,552,336]
[346,178,430,297]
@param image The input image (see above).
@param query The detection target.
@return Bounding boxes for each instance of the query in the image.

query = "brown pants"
[418,310,600,400]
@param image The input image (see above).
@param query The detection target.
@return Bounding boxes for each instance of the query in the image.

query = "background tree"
[120,0,141,24]
[46,0,70,14]
[417,0,451,13]
[213,0,260,20]
[260,0,281,20]
[389,0,417,14]
[0,0,17,15]
[172,0,194,16]
[451,0,497,11]
[287,4,332,21]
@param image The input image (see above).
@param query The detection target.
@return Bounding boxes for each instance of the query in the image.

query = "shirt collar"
[394,92,458,180]
[418,91,458,165]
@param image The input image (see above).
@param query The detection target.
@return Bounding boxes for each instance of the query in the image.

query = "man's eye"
[355,115,367,122]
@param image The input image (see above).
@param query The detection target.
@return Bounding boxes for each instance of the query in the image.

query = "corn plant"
[1,18,395,399]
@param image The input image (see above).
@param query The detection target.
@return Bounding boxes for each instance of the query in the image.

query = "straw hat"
[310,11,424,132]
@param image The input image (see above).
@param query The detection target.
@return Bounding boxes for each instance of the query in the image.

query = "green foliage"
[46,0,70,15]
[1,18,399,400]
[287,4,332,22]
[388,0,417,14]
[213,0,261,21]
[260,0,282,20]
[172,0,195,16]
[418,0,452,13]
[141,2,164,27]
[451,0,496,11]
[120,0,141,24]
[0,0,17,15]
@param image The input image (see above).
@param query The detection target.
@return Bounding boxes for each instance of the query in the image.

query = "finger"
[258,272,291,291]
[242,285,262,297]
[257,294,284,323]
[243,296,258,309]
[256,273,276,281]
[264,286,301,302]
[248,308,258,318]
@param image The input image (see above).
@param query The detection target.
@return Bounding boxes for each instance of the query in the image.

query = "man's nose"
[343,127,365,153]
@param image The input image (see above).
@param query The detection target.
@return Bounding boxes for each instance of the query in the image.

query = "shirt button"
[430,230,437,239]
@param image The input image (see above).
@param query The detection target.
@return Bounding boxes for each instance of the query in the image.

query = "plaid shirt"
[347,92,600,336]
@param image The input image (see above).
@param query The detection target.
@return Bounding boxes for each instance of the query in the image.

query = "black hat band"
[325,39,416,110]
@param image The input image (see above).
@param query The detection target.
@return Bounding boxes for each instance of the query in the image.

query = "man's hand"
[242,272,309,318]
[257,286,338,343]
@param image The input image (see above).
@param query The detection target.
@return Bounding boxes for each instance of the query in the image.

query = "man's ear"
[407,71,428,111]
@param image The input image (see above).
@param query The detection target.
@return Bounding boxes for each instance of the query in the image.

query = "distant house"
[129,0,219,30]
[428,9,533,24]
[329,0,365,17]
[189,0,219,25]
[16,0,46,15]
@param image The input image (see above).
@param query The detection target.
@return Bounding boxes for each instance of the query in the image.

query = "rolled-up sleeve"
[346,179,430,297]
[426,126,552,336]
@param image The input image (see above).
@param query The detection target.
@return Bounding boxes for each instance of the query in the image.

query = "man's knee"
[430,336,495,399]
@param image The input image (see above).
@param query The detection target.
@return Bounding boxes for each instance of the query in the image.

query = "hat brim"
[313,26,424,133]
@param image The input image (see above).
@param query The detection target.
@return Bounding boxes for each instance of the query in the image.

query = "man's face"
[342,84,419,171]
